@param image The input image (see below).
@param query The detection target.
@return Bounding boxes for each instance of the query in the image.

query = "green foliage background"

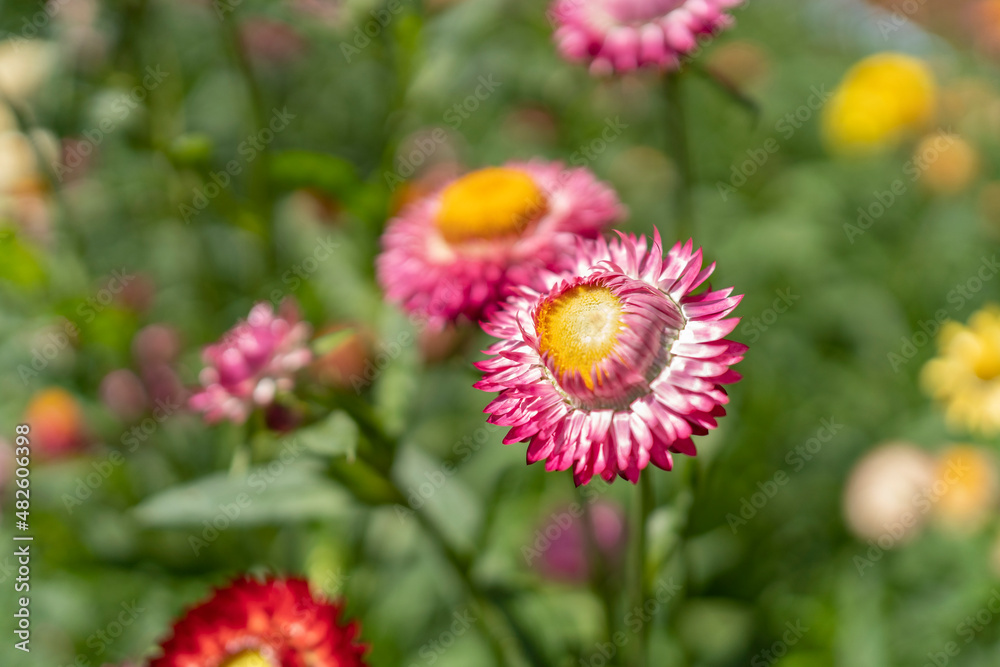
[1,0,999,665]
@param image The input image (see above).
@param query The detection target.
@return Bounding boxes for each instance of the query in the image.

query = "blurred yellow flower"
[922,305,1000,436]
[0,39,57,105]
[933,445,998,531]
[823,53,937,155]
[915,132,980,195]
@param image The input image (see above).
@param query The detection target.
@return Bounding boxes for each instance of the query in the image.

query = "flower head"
[933,445,998,532]
[823,52,937,155]
[475,230,745,485]
[150,577,367,667]
[377,160,623,328]
[24,387,86,458]
[921,305,1000,436]
[914,132,980,195]
[842,441,935,544]
[189,301,312,425]
[550,0,743,75]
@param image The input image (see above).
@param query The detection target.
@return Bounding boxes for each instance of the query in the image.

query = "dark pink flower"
[189,301,312,424]
[377,161,623,328]
[476,230,745,485]
[551,0,743,74]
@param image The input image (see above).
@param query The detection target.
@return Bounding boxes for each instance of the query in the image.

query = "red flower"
[150,577,367,667]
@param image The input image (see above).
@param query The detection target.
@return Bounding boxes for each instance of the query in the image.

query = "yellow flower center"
[435,168,547,243]
[536,285,624,389]
[220,650,273,667]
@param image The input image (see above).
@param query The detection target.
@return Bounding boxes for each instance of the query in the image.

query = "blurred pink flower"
[189,301,312,424]
[239,18,307,65]
[476,230,744,485]
[534,501,626,582]
[100,369,149,422]
[132,323,187,408]
[377,161,623,328]
[551,0,743,75]
[133,323,182,369]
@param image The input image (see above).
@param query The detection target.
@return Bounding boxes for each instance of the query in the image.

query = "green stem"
[229,417,258,475]
[577,485,617,645]
[217,11,277,267]
[333,394,542,667]
[664,72,694,241]
[628,478,653,667]
[691,63,760,123]
[406,487,541,667]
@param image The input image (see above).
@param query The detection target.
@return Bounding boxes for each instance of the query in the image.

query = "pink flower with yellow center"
[377,161,623,328]
[550,0,743,75]
[189,301,312,425]
[475,230,745,485]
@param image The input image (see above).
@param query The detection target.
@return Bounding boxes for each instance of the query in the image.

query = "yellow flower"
[922,305,1000,436]
[933,445,998,532]
[823,53,937,155]
[914,132,980,196]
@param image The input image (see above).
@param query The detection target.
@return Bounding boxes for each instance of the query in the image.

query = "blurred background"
[2,0,1000,665]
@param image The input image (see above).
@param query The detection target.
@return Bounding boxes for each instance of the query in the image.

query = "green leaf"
[168,133,214,166]
[269,150,359,199]
[297,410,359,461]
[0,232,46,288]
[311,329,356,356]
[132,460,353,528]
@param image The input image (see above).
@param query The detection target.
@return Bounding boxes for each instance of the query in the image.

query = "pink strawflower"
[189,301,312,424]
[377,161,624,329]
[475,230,745,485]
[551,0,743,75]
